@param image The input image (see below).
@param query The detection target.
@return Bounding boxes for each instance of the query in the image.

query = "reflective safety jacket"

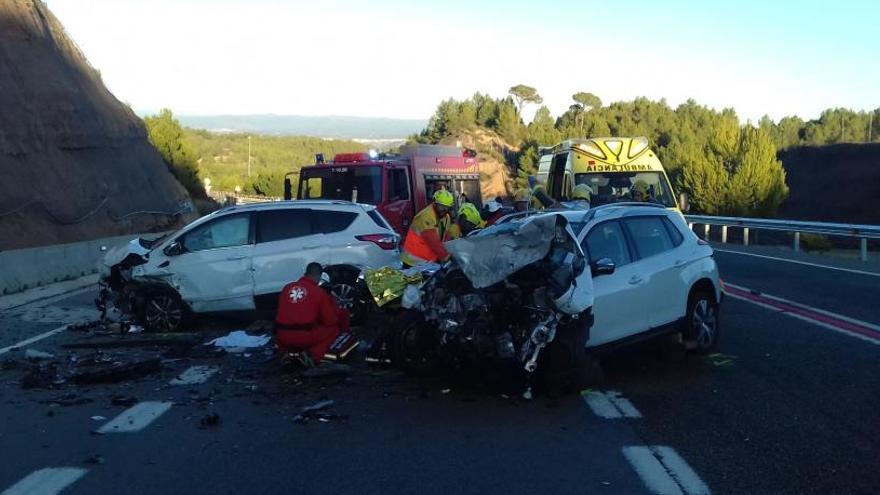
[401,204,451,266]
[275,276,338,330]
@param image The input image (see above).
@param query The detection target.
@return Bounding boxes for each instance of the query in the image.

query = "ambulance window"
[583,221,631,266]
[257,209,312,243]
[389,169,410,201]
[624,216,675,259]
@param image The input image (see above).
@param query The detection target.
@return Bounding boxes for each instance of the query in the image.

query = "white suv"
[104,200,400,331]
[559,204,723,353]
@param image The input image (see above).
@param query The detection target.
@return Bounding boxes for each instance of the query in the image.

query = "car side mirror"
[163,241,184,257]
[591,258,615,277]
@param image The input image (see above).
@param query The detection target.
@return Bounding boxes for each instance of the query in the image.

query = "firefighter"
[513,188,531,212]
[400,189,455,267]
[563,184,592,210]
[483,197,506,226]
[274,262,357,366]
[446,202,483,240]
[631,180,649,202]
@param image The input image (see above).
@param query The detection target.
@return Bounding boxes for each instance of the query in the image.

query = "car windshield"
[574,171,675,207]
[299,166,382,204]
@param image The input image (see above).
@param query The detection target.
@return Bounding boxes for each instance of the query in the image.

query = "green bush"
[800,233,832,252]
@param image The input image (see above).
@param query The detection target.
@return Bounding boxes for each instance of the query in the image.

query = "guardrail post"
[861,238,868,261]
[703,224,710,240]
[721,225,728,243]
[793,232,800,253]
[743,227,749,246]
[688,222,693,231]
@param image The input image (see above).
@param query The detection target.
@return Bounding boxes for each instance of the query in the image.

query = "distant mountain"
[173,114,427,140]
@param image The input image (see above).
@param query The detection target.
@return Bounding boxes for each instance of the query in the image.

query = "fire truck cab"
[289,144,481,235]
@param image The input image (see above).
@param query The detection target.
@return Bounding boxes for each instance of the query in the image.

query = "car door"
[622,215,684,328]
[580,220,649,346]
[251,208,330,306]
[382,167,413,234]
[171,213,255,313]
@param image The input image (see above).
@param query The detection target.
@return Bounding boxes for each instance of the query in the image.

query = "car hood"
[445,213,583,289]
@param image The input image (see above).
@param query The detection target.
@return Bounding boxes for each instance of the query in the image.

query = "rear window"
[367,209,392,230]
[257,209,311,243]
[624,216,676,259]
[663,217,684,246]
[313,210,357,234]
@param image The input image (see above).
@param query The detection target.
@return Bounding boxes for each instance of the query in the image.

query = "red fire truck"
[286,144,481,235]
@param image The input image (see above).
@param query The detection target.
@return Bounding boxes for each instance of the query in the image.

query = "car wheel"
[390,310,437,373]
[682,290,719,354]
[328,270,373,325]
[142,289,188,333]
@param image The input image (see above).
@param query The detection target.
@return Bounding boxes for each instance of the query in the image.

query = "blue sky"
[48,0,879,122]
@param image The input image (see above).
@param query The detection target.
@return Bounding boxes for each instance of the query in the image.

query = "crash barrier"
[685,215,880,261]
[0,234,146,295]
[207,191,280,207]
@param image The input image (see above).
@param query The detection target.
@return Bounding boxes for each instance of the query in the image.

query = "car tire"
[141,288,189,333]
[682,290,720,354]
[327,268,373,325]
[390,310,437,373]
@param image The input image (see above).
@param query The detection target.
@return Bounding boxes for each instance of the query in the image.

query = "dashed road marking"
[1,467,88,495]
[582,390,642,418]
[0,325,69,356]
[623,446,710,495]
[96,401,172,433]
[170,365,218,385]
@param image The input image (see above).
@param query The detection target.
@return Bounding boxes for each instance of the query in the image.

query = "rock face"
[0,0,196,250]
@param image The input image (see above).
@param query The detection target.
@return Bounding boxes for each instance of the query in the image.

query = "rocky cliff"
[0,0,196,250]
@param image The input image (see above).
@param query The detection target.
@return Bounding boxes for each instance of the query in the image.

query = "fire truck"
[285,144,481,235]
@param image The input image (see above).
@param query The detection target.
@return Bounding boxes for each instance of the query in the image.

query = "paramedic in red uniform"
[275,262,344,363]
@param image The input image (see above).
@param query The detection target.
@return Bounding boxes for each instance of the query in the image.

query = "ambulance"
[536,137,681,211]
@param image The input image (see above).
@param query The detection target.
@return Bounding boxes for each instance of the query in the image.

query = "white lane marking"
[725,282,880,333]
[581,390,642,418]
[622,446,683,495]
[0,325,68,356]
[96,401,172,433]
[652,446,712,495]
[724,283,880,346]
[623,446,710,495]
[1,467,88,495]
[169,365,218,385]
[715,249,880,278]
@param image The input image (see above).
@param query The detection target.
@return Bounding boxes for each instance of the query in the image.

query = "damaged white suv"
[99,200,400,331]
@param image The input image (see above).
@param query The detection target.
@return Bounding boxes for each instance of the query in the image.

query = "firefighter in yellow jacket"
[400,189,455,267]
[444,202,483,241]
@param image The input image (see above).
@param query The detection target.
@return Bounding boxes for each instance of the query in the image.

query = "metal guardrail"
[684,215,880,261]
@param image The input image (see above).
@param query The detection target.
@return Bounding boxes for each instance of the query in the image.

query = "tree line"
[145,109,365,199]
[415,86,879,216]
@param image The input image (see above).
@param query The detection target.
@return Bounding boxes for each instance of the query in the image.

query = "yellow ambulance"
[536,137,680,211]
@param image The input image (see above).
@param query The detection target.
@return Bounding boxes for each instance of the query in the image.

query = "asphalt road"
[0,247,878,494]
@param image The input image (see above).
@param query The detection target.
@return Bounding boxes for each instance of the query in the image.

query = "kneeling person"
[275,262,355,365]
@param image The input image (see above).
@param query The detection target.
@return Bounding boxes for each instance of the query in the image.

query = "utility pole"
[247,136,252,177]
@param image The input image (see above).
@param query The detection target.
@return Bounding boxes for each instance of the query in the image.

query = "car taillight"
[356,234,399,250]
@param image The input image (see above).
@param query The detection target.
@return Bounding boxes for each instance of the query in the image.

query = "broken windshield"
[574,171,675,207]
[300,166,382,204]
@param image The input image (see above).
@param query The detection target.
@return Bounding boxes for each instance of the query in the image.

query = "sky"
[47,0,880,123]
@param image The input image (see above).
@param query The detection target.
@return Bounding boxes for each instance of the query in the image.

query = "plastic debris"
[84,454,105,465]
[293,400,347,424]
[25,349,55,360]
[127,325,145,334]
[90,415,107,421]
[72,358,161,385]
[199,413,222,429]
[206,331,270,349]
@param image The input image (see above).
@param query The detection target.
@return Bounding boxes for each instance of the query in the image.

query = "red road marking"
[725,285,880,342]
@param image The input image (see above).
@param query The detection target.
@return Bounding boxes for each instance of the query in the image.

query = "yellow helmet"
[513,188,530,203]
[572,184,592,201]
[457,202,482,226]
[632,180,649,194]
[433,189,454,207]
